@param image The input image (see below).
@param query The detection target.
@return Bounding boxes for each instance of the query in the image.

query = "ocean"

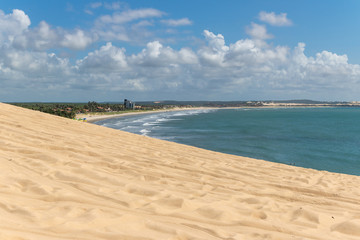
[94,107,360,176]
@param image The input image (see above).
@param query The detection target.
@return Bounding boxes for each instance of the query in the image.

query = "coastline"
[76,107,217,123]
[89,105,360,176]
[76,104,337,123]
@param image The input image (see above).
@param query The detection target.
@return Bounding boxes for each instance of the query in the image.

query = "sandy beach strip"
[76,107,216,123]
[1,102,360,240]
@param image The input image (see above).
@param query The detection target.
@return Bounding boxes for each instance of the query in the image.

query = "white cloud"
[259,11,292,26]
[86,2,122,15]
[0,9,30,42]
[92,8,165,43]
[315,50,348,66]
[1,8,360,101]
[16,51,67,75]
[198,30,229,66]
[61,29,95,50]
[246,23,273,40]
[77,42,128,71]
[11,21,95,51]
[97,8,164,24]
[3,28,360,100]
[0,45,70,92]
[178,48,198,64]
[0,9,95,51]
[161,18,192,26]
[74,30,360,99]
[203,30,229,52]
[12,21,56,50]
[85,6,192,45]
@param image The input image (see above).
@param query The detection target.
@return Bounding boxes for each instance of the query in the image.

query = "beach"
[76,103,342,123]
[76,107,216,123]
[1,102,360,239]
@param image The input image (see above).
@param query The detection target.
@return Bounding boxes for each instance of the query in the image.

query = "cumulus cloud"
[2,50,69,75]
[161,18,192,26]
[246,23,273,40]
[0,9,30,42]
[203,30,229,52]
[0,10,95,51]
[130,41,184,67]
[259,11,292,26]
[12,22,95,51]
[77,42,128,71]
[68,30,360,99]
[12,21,55,50]
[0,44,70,94]
[73,40,201,92]
[3,28,360,100]
[198,30,229,66]
[61,29,95,50]
[1,8,360,101]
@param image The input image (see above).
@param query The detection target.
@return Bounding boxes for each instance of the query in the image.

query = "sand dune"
[1,102,360,240]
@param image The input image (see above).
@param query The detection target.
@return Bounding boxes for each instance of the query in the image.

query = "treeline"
[10,102,142,119]
[10,100,268,120]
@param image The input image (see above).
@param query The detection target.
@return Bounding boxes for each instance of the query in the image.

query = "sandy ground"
[1,102,360,240]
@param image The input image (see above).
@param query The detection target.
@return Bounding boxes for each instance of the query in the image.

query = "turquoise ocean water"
[95,108,360,176]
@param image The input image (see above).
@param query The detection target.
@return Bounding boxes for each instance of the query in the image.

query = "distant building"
[124,99,135,109]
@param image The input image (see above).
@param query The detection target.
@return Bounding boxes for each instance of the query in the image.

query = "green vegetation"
[11,100,352,120]
[11,102,79,119]
[9,101,179,119]
[9,100,262,119]
[10,102,147,119]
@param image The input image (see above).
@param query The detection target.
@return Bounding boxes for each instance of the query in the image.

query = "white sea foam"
[140,129,151,135]
[172,109,214,117]
[156,117,179,123]
[143,122,157,126]
[98,109,217,137]
[133,119,146,123]
[121,126,137,129]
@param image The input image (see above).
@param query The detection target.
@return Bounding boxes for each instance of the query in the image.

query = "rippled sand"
[1,102,360,240]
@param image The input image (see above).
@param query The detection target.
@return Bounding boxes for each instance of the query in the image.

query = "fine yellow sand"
[1,102,360,240]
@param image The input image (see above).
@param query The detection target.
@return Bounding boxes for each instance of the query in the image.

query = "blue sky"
[1,0,360,102]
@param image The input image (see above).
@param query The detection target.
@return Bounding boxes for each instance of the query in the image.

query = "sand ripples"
[1,103,360,239]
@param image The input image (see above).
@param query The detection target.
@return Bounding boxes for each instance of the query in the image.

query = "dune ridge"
[1,102,360,240]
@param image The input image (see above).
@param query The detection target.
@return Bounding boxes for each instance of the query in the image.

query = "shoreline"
[81,105,360,176]
[76,107,217,123]
[76,104,337,123]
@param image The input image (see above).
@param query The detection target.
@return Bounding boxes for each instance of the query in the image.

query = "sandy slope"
[1,103,360,240]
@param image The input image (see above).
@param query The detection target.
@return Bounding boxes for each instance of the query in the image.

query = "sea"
[94,107,360,176]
